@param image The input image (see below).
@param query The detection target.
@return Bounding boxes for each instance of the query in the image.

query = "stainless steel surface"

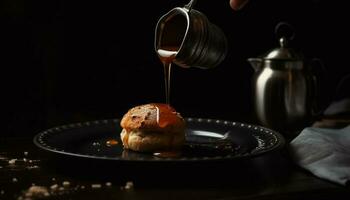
[248,24,319,134]
[264,37,303,60]
[250,60,314,132]
[154,1,227,69]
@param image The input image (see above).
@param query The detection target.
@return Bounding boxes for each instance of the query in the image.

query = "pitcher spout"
[247,58,263,72]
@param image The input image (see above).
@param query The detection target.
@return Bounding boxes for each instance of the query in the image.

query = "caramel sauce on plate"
[106,139,119,147]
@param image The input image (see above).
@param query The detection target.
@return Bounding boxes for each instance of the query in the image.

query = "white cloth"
[289,125,350,185]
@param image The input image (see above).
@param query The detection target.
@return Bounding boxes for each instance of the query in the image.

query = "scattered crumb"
[23,158,27,162]
[74,185,80,190]
[23,186,49,198]
[28,160,33,163]
[8,159,17,165]
[26,165,40,170]
[11,172,115,200]
[92,142,101,146]
[91,184,102,189]
[124,181,134,190]
[1,190,4,195]
[24,152,29,156]
[62,181,70,187]
[50,184,58,191]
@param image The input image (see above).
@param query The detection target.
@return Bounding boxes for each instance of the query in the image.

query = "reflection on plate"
[33,118,285,162]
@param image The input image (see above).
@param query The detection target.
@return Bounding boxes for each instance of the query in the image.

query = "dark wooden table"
[0,136,349,200]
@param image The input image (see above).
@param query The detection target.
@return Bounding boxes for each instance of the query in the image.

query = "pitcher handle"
[184,0,197,11]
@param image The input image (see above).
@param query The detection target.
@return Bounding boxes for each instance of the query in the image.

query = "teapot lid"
[264,22,303,61]
[264,37,303,60]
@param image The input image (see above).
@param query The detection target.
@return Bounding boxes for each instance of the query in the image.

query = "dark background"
[2,0,349,137]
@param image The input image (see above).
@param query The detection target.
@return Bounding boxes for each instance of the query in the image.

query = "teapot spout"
[247,58,263,72]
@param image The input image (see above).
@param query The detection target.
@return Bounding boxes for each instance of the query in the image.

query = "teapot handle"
[308,58,329,119]
[274,21,295,41]
[334,73,350,100]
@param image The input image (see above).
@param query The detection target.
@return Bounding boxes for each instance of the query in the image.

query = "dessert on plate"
[120,103,186,152]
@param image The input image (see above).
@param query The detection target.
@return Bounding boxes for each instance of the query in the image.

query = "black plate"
[33,118,285,162]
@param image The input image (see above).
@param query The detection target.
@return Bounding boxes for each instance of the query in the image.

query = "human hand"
[229,0,249,10]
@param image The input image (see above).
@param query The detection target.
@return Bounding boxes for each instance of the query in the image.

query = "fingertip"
[230,0,249,11]
[229,0,238,10]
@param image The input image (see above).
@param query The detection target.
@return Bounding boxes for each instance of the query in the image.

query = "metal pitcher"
[154,0,228,69]
[247,23,323,135]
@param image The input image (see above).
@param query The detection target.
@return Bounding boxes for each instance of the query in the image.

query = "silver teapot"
[248,24,323,135]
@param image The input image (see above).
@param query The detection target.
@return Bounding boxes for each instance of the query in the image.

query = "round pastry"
[120,103,186,152]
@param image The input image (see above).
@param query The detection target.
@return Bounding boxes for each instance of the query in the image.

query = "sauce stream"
[157,46,178,105]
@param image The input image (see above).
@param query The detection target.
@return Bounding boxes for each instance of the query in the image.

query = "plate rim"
[33,118,286,162]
